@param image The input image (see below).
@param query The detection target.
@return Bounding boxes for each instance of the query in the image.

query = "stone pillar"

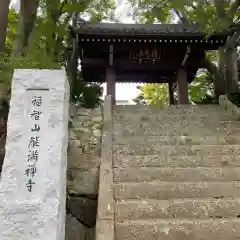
[177,68,189,104]
[0,69,69,240]
[106,66,116,105]
[168,82,175,105]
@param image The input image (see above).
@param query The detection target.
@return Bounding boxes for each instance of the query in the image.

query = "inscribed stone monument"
[0,69,69,240]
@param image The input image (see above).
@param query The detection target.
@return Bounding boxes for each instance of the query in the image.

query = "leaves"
[133,84,169,106]
[129,0,240,34]
[189,70,215,104]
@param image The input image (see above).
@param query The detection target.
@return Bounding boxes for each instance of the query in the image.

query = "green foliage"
[0,0,115,107]
[0,49,62,98]
[132,86,147,105]
[189,70,215,104]
[5,8,18,53]
[133,84,169,106]
[71,72,103,108]
[129,0,239,34]
[134,72,216,106]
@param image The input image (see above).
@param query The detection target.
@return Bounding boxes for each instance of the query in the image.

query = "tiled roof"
[71,21,221,37]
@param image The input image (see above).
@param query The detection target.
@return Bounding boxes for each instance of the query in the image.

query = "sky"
[102,0,142,102]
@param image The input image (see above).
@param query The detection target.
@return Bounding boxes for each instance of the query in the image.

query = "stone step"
[113,135,240,145]
[113,113,237,123]
[113,123,240,136]
[113,111,233,121]
[113,155,240,168]
[113,144,240,156]
[113,167,240,182]
[115,219,240,240]
[113,105,225,115]
[113,119,240,129]
[115,198,240,220]
[114,181,240,200]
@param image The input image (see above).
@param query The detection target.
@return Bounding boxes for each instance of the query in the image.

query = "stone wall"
[66,104,103,240]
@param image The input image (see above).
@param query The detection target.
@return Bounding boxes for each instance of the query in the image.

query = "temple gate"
[69,21,227,104]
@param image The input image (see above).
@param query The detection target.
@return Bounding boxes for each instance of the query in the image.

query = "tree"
[0,0,115,172]
[12,0,40,56]
[0,0,10,52]
[189,71,215,104]
[128,0,240,96]
[134,71,216,106]
[133,84,169,106]
[0,0,115,103]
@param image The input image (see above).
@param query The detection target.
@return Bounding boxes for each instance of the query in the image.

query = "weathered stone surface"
[113,144,240,156]
[113,154,240,168]
[114,167,240,182]
[113,121,240,136]
[113,113,236,123]
[67,105,103,232]
[112,104,240,240]
[95,95,114,240]
[115,199,240,219]
[115,219,240,240]
[96,219,114,240]
[114,182,240,200]
[113,104,224,115]
[85,226,96,240]
[219,94,240,119]
[0,69,69,240]
[68,152,100,170]
[65,215,87,240]
[68,168,99,195]
[113,134,240,145]
[67,197,97,227]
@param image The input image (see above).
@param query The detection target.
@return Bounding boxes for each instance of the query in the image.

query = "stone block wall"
[66,104,103,240]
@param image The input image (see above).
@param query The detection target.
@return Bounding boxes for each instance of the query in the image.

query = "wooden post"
[177,68,189,104]
[168,82,175,105]
[106,66,116,105]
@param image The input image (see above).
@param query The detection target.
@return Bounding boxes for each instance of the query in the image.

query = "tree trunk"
[200,58,225,99]
[218,47,226,93]
[226,47,239,94]
[0,0,10,52]
[12,0,39,56]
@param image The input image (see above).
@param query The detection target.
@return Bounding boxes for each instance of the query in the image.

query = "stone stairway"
[110,104,240,240]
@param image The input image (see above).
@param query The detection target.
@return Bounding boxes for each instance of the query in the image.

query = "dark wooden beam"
[81,56,203,70]
[81,58,106,65]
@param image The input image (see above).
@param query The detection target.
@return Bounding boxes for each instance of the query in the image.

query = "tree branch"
[229,0,240,19]
[199,58,225,98]
[214,0,227,19]
[225,30,240,49]
[173,10,189,24]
